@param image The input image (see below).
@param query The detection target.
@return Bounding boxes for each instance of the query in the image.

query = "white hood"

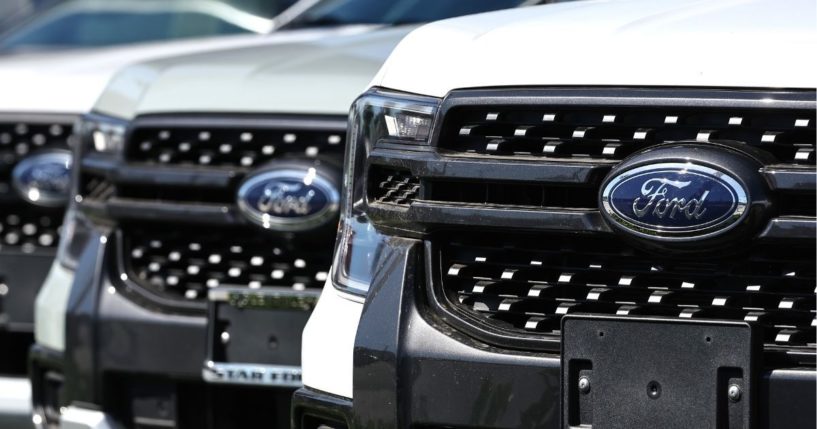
[93,26,415,119]
[373,0,817,97]
[0,26,375,115]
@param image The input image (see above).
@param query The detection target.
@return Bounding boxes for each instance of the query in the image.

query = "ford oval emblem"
[237,168,339,231]
[601,162,748,240]
[12,150,73,207]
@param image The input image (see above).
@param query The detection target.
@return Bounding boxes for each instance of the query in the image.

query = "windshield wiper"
[282,16,351,29]
[388,19,423,26]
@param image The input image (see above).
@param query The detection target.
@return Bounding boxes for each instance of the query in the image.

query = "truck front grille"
[364,88,816,367]
[79,115,345,311]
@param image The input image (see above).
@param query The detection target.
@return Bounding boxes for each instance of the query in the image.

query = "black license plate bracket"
[561,315,757,429]
[203,286,319,387]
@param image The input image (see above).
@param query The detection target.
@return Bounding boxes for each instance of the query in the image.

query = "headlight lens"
[80,114,127,154]
[332,89,440,296]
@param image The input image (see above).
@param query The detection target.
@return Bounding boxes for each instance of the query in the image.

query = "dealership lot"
[0,0,814,428]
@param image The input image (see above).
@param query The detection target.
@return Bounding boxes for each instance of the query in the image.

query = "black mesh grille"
[436,232,816,359]
[439,106,816,165]
[428,180,598,209]
[80,174,114,203]
[0,119,73,252]
[122,224,331,302]
[127,126,344,167]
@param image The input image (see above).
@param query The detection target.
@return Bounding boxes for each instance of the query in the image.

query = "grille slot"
[369,168,420,205]
[427,180,598,209]
[439,106,816,165]
[122,224,331,302]
[117,184,235,205]
[435,232,816,361]
[80,173,115,203]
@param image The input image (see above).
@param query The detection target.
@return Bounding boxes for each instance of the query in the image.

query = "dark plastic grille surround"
[436,233,816,361]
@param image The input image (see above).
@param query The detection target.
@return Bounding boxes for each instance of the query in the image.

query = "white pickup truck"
[296,0,817,428]
[27,2,543,428]
[0,1,404,427]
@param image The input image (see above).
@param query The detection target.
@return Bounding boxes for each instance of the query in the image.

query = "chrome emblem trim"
[203,361,302,387]
[12,150,73,207]
[601,162,748,240]
[208,286,319,311]
[237,167,339,231]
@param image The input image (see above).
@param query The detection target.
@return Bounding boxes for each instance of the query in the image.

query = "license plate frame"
[561,315,758,429]
[203,286,319,387]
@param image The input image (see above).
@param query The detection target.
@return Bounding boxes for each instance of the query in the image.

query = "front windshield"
[0,0,61,35]
[0,0,298,52]
[285,0,535,28]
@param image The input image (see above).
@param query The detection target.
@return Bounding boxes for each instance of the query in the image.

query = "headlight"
[80,113,127,154]
[332,89,440,296]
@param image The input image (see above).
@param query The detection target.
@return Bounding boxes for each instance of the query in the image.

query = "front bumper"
[0,248,54,429]
[59,407,118,429]
[0,376,33,429]
[32,271,300,428]
[29,213,303,428]
[295,238,817,429]
[301,279,363,399]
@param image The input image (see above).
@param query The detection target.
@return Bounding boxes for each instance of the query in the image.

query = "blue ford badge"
[12,150,73,207]
[237,168,339,231]
[601,162,748,240]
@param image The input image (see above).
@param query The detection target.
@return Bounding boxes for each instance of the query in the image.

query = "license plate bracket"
[203,286,319,387]
[561,315,757,429]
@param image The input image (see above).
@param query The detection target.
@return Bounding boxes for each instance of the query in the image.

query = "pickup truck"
[0,1,410,427]
[0,10,330,429]
[295,0,817,428]
[28,1,544,427]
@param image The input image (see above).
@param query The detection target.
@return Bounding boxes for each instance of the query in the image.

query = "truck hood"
[373,0,817,97]
[0,25,376,115]
[94,26,416,119]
